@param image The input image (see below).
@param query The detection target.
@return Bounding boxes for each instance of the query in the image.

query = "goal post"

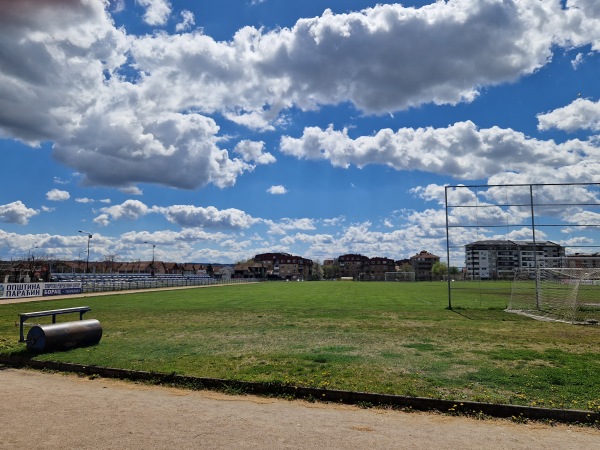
[385,271,415,282]
[508,264,600,324]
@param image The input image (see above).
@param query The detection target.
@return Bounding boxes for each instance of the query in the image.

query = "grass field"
[1,281,599,411]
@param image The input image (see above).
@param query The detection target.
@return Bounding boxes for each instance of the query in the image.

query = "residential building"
[338,254,369,279]
[565,253,600,268]
[410,250,440,281]
[362,257,396,281]
[465,240,565,280]
[234,261,267,279]
[253,253,313,280]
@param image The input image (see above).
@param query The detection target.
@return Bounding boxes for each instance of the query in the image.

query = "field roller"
[26,319,102,352]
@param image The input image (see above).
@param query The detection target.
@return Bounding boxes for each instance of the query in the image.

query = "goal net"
[385,272,415,282]
[508,266,600,324]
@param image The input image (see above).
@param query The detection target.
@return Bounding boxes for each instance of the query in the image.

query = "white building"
[465,240,565,280]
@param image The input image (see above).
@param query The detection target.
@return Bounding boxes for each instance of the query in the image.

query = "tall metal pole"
[445,186,452,310]
[79,231,92,273]
[151,244,156,277]
[529,185,540,309]
[145,241,156,276]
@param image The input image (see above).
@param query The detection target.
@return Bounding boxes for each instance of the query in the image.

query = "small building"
[234,262,267,279]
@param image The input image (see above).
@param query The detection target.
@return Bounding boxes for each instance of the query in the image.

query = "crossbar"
[19,306,91,342]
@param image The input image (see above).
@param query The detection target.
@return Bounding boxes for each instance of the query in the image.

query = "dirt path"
[1,368,599,449]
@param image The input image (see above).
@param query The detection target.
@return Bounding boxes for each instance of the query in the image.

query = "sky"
[1,0,600,267]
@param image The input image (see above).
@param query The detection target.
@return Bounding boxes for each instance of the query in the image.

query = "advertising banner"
[0,282,83,300]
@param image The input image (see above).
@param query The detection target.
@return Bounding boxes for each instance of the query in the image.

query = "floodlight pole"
[145,241,156,276]
[79,230,92,273]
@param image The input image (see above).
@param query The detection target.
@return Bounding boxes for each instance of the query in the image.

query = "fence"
[444,183,600,310]
[51,273,260,294]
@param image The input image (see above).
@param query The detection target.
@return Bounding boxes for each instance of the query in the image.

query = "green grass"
[1,281,599,411]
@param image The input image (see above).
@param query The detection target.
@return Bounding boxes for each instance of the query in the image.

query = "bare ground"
[1,368,599,449]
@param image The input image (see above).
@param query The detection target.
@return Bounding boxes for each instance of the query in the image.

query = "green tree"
[311,260,323,281]
[398,263,413,272]
[322,263,340,280]
[431,262,448,281]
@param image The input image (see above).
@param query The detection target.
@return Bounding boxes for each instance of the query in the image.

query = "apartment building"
[362,257,396,281]
[409,250,440,281]
[253,252,313,280]
[338,254,369,279]
[465,240,565,280]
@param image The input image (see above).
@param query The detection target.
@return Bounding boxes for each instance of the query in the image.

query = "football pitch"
[1,281,599,412]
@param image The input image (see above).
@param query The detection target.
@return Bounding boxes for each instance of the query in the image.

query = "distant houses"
[4,248,447,283]
[231,251,443,281]
[234,253,313,281]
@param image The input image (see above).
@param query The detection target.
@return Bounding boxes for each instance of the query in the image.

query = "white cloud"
[267,185,287,195]
[280,233,334,246]
[158,205,258,229]
[76,197,112,204]
[112,0,126,14]
[323,216,345,227]
[253,0,563,114]
[560,0,600,51]
[571,52,585,69]
[280,121,598,181]
[100,200,151,222]
[46,189,70,201]
[53,177,70,185]
[175,10,195,33]
[234,140,276,165]
[93,213,110,227]
[119,229,228,247]
[266,218,316,235]
[1,0,600,193]
[120,186,144,196]
[537,98,600,132]
[0,201,38,225]
[136,0,172,26]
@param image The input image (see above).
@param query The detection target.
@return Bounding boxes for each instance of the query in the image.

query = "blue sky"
[1,0,600,266]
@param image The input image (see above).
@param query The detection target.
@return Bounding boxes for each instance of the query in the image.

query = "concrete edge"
[1,354,598,425]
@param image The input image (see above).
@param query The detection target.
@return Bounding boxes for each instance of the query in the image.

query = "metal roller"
[26,319,102,352]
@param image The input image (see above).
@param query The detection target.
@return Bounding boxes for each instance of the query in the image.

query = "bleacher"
[51,272,216,292]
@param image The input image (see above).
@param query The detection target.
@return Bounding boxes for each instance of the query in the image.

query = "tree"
[431,262,448,281]
[311,260,323,281]
[398,263,413,272]
[322,263,340,280]
[103,254,120,274]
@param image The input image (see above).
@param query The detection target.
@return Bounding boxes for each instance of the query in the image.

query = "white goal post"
[385,271,415,282]
[508,262,600,324]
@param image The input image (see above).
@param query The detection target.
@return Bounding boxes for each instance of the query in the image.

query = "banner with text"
[0,282,83,300]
